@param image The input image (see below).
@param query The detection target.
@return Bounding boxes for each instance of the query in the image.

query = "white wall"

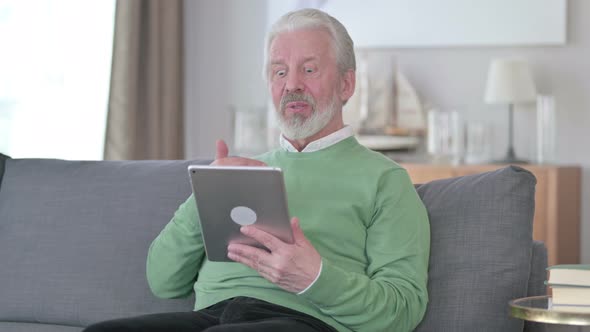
[184,0,589,263]
[390,1,590,264]
[184,0,267,160]
[267,0,567,47]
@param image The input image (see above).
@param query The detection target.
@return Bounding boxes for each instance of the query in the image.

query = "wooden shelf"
[401,163,582,266]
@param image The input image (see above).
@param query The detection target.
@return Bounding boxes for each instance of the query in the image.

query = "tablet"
[188,165,294,262]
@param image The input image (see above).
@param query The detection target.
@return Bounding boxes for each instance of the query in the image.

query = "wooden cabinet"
[400,163,582,266]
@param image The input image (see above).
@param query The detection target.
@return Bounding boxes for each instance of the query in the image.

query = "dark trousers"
[83,297,337,332]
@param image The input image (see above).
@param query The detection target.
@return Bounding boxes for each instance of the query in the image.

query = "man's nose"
[285,71,304,93]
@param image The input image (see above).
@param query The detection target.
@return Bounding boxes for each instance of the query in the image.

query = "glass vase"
[536,95,556,164]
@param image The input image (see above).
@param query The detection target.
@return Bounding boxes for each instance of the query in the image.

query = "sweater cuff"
[297,259,323,295]
[298,257,350,306]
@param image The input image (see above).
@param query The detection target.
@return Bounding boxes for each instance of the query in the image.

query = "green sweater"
[146,137,430,332]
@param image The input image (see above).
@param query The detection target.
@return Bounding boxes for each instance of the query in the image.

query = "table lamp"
[484,58,537,163]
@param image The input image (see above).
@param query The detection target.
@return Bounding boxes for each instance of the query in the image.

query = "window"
[0,0,115,160]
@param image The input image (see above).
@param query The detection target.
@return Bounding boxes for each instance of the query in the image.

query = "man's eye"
[305,67,315,73]
[276,70,286,77]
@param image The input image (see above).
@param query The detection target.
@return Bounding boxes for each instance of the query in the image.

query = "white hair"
[263,8,356,81]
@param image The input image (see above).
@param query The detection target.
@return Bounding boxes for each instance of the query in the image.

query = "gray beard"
[277,93,339,140]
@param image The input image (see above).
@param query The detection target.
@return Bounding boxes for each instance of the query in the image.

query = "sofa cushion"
[0,322,82,332]
[0,159,208,327]
[413,166,536,332]
[527,241,548,298]
[523,241,548,332]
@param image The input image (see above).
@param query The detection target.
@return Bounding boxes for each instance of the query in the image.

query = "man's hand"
[227,217,322,293]
[210,140,267,167]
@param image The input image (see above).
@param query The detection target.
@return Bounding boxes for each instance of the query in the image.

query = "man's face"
[268,29,348,140]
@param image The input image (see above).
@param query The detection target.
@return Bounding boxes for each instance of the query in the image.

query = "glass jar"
[230,105,268,156]
[536,95,556,164]
[426,110,462,164]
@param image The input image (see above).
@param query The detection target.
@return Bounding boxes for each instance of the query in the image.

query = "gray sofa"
[0,155,547,332]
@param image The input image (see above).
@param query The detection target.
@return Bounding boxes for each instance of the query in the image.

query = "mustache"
[280,93,315,111]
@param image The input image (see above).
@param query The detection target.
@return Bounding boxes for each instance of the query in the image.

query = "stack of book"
[547,264,590,312]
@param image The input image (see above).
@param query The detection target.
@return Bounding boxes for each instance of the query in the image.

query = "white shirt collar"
[279,126,354,153]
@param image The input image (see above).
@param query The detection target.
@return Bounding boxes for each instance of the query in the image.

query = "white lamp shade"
[484,58,537,104]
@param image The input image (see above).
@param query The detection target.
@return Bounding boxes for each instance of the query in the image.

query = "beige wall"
[184,0,589,263]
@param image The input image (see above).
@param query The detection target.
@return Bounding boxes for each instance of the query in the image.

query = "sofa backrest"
[413,166,537,332]
[0,152,9,190]
[0,159,203,327]
[0,159,543,331]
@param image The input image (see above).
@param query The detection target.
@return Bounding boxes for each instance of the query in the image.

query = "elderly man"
[85,8,429,332]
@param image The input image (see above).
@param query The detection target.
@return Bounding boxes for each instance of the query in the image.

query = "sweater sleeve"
[299,169,430,332]
[146,194,206,299]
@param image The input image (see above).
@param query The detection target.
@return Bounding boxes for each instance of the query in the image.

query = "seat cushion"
[0,322,82,332]
[414,166,536,332]
[0,159,209,327]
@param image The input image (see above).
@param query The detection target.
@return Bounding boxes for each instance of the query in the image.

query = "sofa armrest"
[524,241,548,332]
[524,323,547,332]
[527,240,548,297]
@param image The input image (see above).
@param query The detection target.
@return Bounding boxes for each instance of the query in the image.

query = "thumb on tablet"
[291,217,306,242]
[215,139,229,160]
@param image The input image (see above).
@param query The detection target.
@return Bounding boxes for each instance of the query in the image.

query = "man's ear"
[339,69,356,102]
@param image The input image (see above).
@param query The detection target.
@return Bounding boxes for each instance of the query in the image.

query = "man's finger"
[241,226,282,252]
[227,244,272,270]
[214,157,267,167]
[215,139,229,160]
[227,251,277,283]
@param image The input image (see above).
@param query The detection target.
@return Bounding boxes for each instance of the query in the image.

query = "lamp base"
[492,157,529,165]
[494,139,528,164]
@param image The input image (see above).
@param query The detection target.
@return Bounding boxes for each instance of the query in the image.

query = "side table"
[510,295,590,331]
